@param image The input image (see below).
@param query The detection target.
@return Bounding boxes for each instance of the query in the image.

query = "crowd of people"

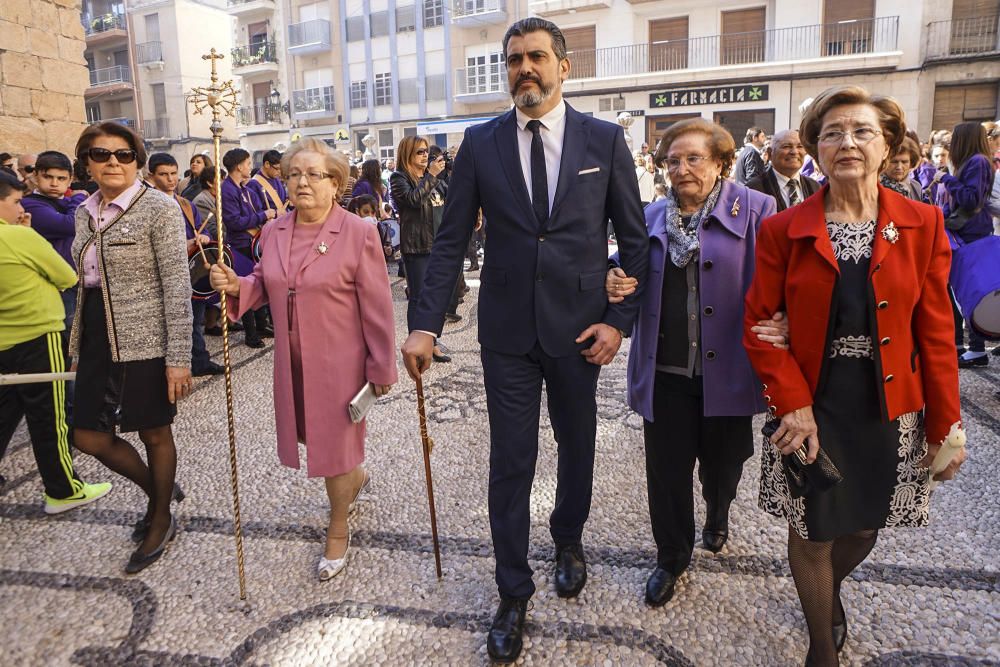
[0,13,995,667]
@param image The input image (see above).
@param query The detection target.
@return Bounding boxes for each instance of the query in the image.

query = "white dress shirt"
[772,168,803,208]
[515,99,567,214]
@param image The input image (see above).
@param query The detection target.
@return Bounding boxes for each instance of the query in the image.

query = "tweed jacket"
[69,184,193,367]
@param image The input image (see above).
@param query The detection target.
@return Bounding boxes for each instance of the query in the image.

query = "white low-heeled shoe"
[348,472,371,516]
[317,532,351,582]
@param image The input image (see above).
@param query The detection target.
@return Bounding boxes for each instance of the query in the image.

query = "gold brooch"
[881,222,899,245]
[730,197,740,217]
[317,241,328,255]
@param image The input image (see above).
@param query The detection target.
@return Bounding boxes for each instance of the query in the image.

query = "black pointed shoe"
[131,483,185,543]
[554,543,587,598]
[645,567,678,607]
[125,515,177,574]
[833,595,848,652]
[702,501,730,553]
[486,597,528,664]
[702,527,729,553]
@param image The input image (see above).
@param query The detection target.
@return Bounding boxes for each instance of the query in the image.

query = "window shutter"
[951,0,1000,20]
[822,0,875,55]
[721,7,765,65]
[564,26,596,78]
[649,17,689,71]
[932,83,999,130]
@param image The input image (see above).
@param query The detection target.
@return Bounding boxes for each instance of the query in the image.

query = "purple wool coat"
[620,180,777,420]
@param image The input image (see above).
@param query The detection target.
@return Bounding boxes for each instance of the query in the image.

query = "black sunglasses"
[87,147,137,164]
[23,165,35,174]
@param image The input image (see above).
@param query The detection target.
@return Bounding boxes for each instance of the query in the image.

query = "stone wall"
[0,0,88,155]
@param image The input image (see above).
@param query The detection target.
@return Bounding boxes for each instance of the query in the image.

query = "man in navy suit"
[401,17,648,663]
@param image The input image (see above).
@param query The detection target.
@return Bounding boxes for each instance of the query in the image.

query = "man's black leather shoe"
[702,501,730,553]
[193,362,224,377]
[645,567,677,607]
[702,527,729,553]
[486,597,527,664]
[554,543,587,598]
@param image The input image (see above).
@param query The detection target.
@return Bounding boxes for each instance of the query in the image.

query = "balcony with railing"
[925,15,1000,61]
[91,117,137,129]
[86,65,133,97]
[292,86,336,120]
[226,0,276,18]
[288,19,331,55]
[236,103,284,127]
[231,41,279,75]
[528,0,610,17]
[566,16,900,84]
[452,0,506,26]
[143,118,171,139]
[135,41,163,64]
[83,13,128,43]
[454,62,507,103]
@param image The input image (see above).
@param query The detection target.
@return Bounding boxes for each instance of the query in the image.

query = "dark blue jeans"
[402,253,431,332]
[191,299,211,372]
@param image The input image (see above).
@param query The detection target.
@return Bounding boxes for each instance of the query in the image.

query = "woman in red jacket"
[743,85,967,666]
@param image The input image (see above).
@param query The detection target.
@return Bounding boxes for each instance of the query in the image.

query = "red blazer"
[743,184,961,445]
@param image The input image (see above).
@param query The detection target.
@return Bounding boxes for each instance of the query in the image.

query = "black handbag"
[762,420,843,498]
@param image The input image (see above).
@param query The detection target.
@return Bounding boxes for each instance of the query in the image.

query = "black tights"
[787,526,878,666]
[74,426,177,553]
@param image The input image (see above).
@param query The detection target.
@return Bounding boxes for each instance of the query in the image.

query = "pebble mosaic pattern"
[1,273,998,666]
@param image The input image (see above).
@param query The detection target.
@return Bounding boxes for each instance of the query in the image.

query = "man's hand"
[166,365,193,404]
[16,211,31,227]
[576,323,622,366]
[401,331,435,380]
[751,311,790,349]
[606,267,638,304]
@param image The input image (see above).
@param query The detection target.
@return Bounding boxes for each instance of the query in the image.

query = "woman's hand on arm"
[919,441,967,481]
[372,383,393,397]
[605,267,638,303]
[751,311,790,349]
[770,405,820,463]
[165,365,192,404]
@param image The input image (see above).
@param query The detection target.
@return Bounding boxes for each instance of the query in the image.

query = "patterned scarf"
[665,178,723,268]
[880,173,909,198]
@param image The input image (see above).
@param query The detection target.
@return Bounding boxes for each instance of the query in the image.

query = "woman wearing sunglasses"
[68,122,193,574]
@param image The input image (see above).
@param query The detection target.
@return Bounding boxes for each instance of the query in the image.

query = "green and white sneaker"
[44,482,113,515]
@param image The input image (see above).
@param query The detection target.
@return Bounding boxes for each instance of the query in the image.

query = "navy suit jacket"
[411,103,649,357]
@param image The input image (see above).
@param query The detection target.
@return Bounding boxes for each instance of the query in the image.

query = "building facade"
[231,0,999,159]
[82,0,237,166]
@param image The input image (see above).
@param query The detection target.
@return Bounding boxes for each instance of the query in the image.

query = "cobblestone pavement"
[1,273,999,666]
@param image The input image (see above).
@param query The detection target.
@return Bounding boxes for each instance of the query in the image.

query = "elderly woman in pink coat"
[210,138,397,581]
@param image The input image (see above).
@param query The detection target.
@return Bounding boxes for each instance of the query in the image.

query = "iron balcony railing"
[567,16,899,80]
[288,19,331,49]
[143,118,170,138]
[92,117,136,129]
[236,103,284,126]
[84,13,127,36]
[452,0,504,18]
[89,65,132,87]
[135,41,163,64]
[231,41,278,68]
[455,62,505,96]
[925,15,1000,59]
[292,86,336,116]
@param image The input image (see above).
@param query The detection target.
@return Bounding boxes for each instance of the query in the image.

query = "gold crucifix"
[188,48,238,122]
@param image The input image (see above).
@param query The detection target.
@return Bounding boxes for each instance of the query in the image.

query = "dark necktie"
[526,119,549,225]
[786,178,800,206]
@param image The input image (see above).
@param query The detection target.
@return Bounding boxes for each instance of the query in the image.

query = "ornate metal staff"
[414,376,442,578]
[188,50,248,601]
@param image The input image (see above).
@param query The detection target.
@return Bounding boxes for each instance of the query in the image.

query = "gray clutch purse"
[348,383,377,423]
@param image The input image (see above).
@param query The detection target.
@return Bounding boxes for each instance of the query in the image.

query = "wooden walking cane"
[188,50,249,601]
[415,375,443,578]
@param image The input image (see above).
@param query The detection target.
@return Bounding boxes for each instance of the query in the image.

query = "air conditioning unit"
[598,97,626,112]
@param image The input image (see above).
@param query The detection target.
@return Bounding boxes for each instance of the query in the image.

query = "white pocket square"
[578,167,600,175]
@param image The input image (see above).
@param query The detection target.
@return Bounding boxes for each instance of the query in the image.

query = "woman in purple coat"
[351,159,386,214]
[607,119,784,606]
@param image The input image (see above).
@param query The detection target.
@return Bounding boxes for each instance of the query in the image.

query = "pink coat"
[231,206,398,477]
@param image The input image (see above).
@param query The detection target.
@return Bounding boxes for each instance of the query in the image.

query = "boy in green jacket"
[0,170,111,513]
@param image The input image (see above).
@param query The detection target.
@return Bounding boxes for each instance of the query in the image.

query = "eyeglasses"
[87,147,137,164]
[415,149,429,156]
[817,127,882,146]
[664,155,712,172]
[286,171,331,184]
[22,165,35,174]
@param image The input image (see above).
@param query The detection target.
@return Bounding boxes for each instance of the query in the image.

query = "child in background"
[348,194,394,263]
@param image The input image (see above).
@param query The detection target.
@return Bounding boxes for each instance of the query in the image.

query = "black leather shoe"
[246,337,266,349]
[833,595,847,652]
[991,346,1000,357]
[258,325,275,338]
[126,515,177,574]
[204,326,223,337]
[432,351,452,363]
[444,313,462,323]
[702,528,729,553]
[958,354,988,368]
[486,597,527,664]
[645,567,677,607]
[702,501,730,553]
[554,543,587,598]
[193,362,224,377]
[132,484,185,543]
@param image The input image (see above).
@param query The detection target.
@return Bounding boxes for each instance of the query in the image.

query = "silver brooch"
[881,222,899,245]
[730,197,740,217]
[317,241,328,255]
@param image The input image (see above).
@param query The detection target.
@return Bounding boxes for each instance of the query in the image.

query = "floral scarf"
[665,178,723,268]
[880,173,910,198]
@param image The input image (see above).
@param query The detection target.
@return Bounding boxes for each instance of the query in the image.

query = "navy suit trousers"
[481,342,600,599]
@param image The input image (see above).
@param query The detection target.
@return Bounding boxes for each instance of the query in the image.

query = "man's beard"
[511,78,553,108]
